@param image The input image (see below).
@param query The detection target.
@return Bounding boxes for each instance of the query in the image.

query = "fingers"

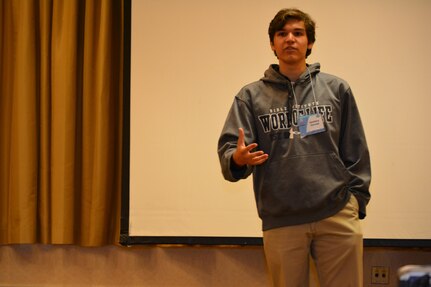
[249,151,269,165]
[238,128,258,151]
[245,143,258,152]
[237,128,245,147]
[234,128,269,166]
[234,146,269,167]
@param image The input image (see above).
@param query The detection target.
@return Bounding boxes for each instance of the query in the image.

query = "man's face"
[270,19,313,65]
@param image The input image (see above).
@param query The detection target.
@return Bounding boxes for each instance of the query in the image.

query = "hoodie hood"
[261,63,321,86]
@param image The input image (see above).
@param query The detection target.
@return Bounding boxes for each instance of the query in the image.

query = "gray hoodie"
[218,63,371,231]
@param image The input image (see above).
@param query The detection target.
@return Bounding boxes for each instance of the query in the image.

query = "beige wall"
[1,244,430,287]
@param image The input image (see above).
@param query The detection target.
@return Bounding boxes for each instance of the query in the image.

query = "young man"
[218,8,371,287]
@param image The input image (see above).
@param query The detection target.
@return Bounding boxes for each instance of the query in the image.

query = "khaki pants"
[263,195,363,287]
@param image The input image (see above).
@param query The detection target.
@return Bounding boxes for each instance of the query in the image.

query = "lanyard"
[290,67,318,109]
[289,68,320,139]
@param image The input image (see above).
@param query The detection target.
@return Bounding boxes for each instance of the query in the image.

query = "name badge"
[298,113,326,138]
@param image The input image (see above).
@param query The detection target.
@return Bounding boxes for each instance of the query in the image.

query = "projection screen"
[122,0,431,246]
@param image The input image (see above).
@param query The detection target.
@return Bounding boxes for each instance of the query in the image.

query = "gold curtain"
[0,0,123,246]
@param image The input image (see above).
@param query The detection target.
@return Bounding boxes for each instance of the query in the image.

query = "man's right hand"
[232,128,269,167]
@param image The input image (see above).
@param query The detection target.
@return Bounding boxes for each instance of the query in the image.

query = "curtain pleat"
[0,0,123,246]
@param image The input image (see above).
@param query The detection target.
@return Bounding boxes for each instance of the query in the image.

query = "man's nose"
[286,33,295,42]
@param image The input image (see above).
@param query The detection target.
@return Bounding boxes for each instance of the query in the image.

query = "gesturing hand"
[232,128,269,167]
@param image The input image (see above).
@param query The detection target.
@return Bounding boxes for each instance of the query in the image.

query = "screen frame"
[120,0,431,248]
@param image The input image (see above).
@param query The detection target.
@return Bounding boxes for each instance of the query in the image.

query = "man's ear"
[270,42,278,58]
[307,41,314,50]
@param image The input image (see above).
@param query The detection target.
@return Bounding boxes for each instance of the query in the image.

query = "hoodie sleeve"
[218,92,256,182]
[339,88,372,219]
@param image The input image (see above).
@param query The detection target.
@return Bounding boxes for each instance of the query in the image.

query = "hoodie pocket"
[258,152,350,217]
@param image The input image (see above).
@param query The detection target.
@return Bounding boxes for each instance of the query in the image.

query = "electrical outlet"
[371,266,390,284]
